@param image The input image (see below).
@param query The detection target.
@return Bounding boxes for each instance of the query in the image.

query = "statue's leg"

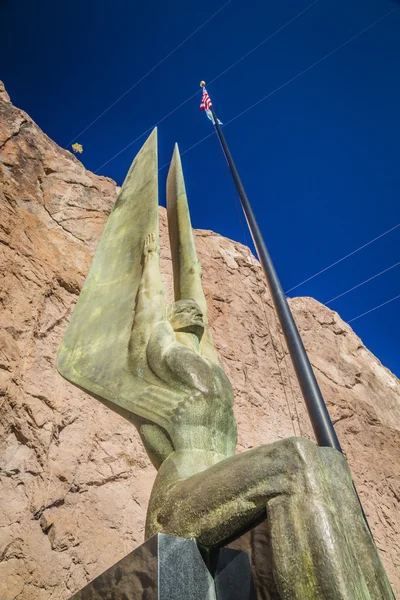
[267,439,392,599]
[147,438,392,599]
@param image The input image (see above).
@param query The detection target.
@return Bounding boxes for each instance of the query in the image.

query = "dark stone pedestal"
[70,533,257,600]
[215,548,257,600]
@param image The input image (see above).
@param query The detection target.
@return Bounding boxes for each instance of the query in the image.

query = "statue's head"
[168,299,204,339]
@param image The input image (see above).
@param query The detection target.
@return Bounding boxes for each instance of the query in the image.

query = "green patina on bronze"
[58,130,393,599]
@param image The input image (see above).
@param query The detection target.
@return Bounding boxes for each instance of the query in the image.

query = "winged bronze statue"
[58,130,393,599]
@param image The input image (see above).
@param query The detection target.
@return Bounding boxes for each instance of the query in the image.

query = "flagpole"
[200,87,399,600]
[201,84,341,452]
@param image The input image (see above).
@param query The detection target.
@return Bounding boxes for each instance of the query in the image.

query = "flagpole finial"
[200,81,206,87]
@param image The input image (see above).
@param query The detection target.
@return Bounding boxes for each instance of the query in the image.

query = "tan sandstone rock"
[0,82,399,599]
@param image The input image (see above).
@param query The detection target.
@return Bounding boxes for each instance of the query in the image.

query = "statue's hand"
[144,233,160,256]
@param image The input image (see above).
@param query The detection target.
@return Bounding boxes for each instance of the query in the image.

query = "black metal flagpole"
[201,85,397,599]
[202,83,341,452]
[212,107,341,451]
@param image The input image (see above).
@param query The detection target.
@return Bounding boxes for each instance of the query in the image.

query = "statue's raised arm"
[57,128,227,436]
[57,129,170,423]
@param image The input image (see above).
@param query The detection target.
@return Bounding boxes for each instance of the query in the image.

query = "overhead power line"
[94,0,321,173]
[325,260,400,305]
[205,0,320,89]
[286,223,400,294]
[65,0,233,148]
[94,93,199,173]
[348,294,400,323]
[216,6,397,128]
[174,4,398,172]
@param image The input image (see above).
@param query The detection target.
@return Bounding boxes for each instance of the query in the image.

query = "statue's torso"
[144,330,237,467]
[145,354,238,534]
[168,358,237,457]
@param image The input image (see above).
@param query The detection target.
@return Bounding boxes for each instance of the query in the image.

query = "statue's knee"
[319,446,353,484]
[283,437,349,474]
[282,438,353,496]
[279,437,332,493]
[282,436,319,466]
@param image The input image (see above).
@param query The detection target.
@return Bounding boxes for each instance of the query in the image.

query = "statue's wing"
[133,384,191,432]
[95,383,189,436]
[166,144,222,366]
[57,129,169,424]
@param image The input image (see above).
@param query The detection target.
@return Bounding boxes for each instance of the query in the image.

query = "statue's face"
[169,299,204,339]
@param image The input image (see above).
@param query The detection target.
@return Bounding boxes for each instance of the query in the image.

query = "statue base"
[70,533,257,600]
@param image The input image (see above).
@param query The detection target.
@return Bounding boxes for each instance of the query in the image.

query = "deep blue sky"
[1,0,399,377]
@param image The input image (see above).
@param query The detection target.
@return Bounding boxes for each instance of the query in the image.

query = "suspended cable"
[65,0,233,147]
[159,5,398,174]
[94,0,322,173]
[286,223,400,294]
[348,293,400,324]
[94,93,200,173]
[219,6,397,128]
[325,260,400,305]
[205,0,320,89]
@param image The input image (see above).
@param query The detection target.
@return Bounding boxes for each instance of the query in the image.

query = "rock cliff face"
[0,82,399,599]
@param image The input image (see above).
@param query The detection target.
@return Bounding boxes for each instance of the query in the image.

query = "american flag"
[200,87,212,111]
[200,86,222,125]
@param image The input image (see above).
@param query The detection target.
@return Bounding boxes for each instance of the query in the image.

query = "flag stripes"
[200,87,212,111]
